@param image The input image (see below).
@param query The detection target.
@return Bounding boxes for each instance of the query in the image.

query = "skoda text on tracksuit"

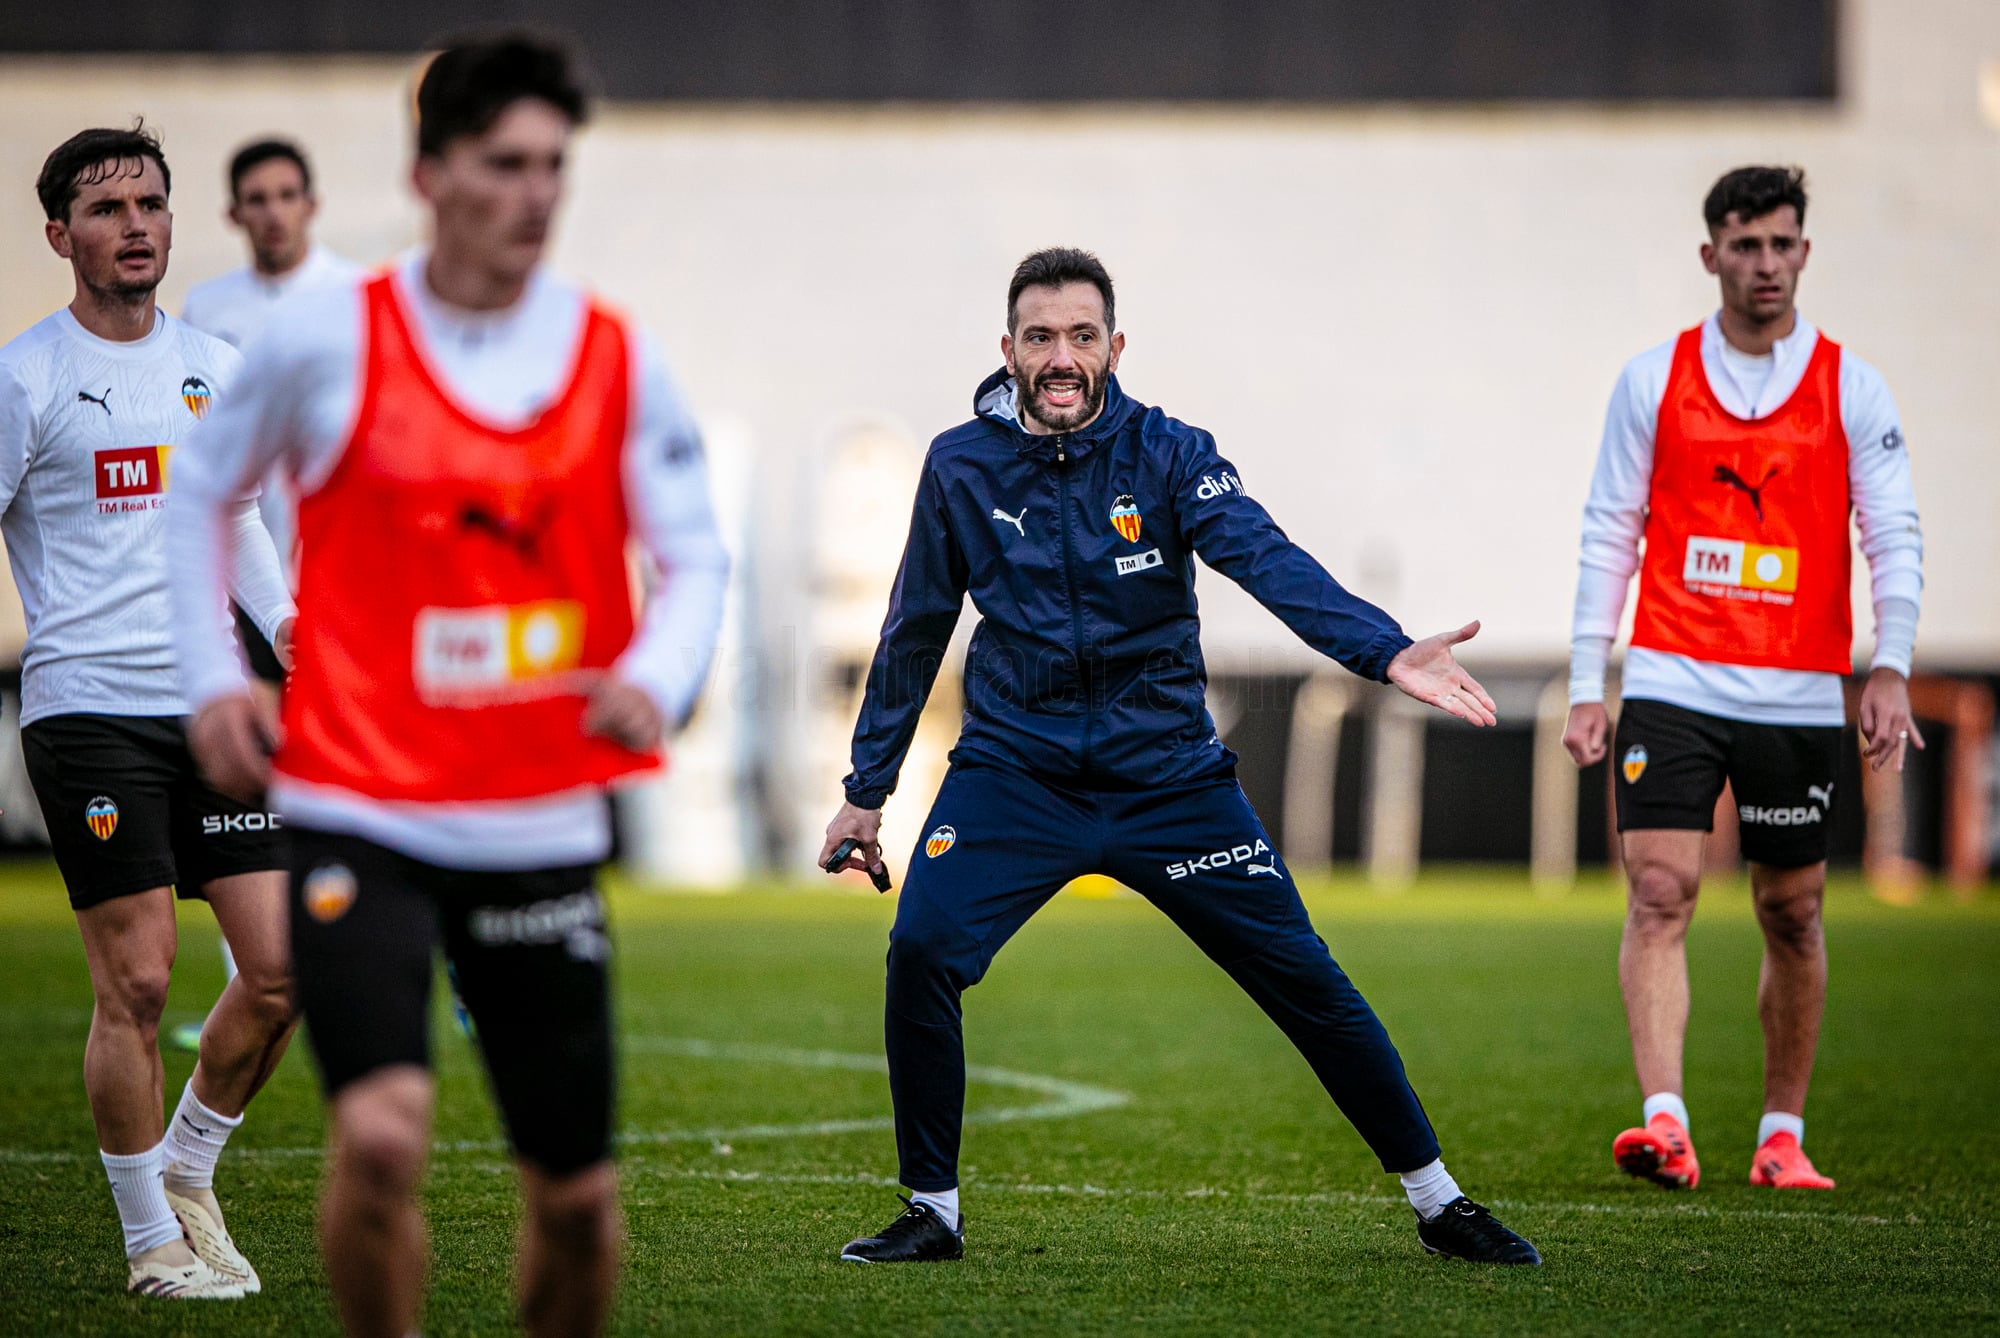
[844,368,1442,1197]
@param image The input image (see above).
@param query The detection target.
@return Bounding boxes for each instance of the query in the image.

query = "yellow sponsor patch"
[416,601,586,700]
[1682,536,1799,593]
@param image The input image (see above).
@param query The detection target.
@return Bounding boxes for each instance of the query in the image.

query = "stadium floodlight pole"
[819,246,1540,1268]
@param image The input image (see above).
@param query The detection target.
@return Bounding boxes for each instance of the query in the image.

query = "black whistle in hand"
[824,837,893,893]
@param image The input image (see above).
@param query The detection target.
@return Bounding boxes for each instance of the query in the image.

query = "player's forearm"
[222,498,297,642]
[1869,596,1919,678]
[165,490,251,714]
[842,622,954,809]
[616,546,730,728]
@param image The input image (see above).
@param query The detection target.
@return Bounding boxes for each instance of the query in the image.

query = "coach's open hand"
[1858,666,1925,773]
[1386,621,1498,726]
[582,676,665,751]
[820,802,884,874]
[190,690,282,805]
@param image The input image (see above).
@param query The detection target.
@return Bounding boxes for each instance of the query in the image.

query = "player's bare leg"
[323,1067,434,1338]
[1612,830,1705,1187]
[518,1161,620,1338]
[1750,860,1827,1115]
[75,888,206,1272]
[161,870,297,1288]
[1746,860,1836,1187]
[190,871,296,1116]
[1618,830,1705,1095]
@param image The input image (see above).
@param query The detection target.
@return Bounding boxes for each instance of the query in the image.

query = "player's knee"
[1625,863,1697,933]
[526,1163,618,1244]
[1754,887,1822,948]
[231,960,297,1031]
[333,1079,432,1199]
[100,964,173,1033]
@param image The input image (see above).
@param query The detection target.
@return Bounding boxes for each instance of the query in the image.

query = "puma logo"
[460,500,556,563]
[1807,783,1834,808]
[1713,464,1781,522]
[1245,861,1280,878]
[991,507,1025,537]
[76,387,112,416]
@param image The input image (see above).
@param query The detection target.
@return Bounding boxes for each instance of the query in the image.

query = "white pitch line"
[0,1034,1908,1228]
[617,1163,1909,1229]
[0,1036,1127,1166]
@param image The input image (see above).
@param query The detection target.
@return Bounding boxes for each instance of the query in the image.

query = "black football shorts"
[23,713,287,910]
[1612,697,1843,868]
[288,828,616,1175]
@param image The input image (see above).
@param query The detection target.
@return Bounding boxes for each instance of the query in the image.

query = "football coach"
[820,248,1541,1267]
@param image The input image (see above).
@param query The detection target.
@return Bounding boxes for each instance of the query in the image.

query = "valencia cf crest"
[1622,745,1648,784]
[180,376,212,419]
[925,825,957,858]
[1109,495,1142,544]
[303,864,359,924]
[84,796,119,841]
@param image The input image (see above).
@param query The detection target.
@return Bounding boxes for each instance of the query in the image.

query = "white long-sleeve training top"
[167,252,730,869]
[0,308,293,726]
[1569,312,1923,727]
[182,245,368,563]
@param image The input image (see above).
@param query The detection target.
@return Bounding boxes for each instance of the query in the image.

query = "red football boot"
[1612,1112,1701,1189]
[1749,1131,1836,1189]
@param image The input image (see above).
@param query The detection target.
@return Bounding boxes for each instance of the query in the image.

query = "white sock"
[1642,1092,1690,1131]
[162,1081,242,1191]
[911,1187,960,1231]
[101,1142,186,1258]
[1398,1158,1462,1221]
[1757,1111,1805,1147]
[220,938,239,986]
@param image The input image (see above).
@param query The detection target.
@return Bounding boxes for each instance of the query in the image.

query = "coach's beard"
[1023,367,1105,434]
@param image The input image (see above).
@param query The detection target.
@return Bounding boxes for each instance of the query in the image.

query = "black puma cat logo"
[1712,464,1780,522]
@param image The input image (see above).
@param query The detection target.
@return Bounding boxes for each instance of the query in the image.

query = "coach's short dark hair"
[415,32,590,158]
[37,123,171,223]
[1008,247,1116,333]
[1703,165,1808,231]
[229,139,312,200]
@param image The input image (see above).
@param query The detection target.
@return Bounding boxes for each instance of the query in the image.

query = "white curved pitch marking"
[0,1037,1129,1165]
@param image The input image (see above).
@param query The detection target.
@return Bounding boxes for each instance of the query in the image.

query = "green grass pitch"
[0,860,1994,1335]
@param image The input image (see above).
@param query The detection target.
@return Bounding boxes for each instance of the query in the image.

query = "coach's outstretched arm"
[823,456,970,871]
[1172,435,1496,726]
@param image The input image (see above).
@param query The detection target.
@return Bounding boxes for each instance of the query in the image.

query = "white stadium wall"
[0,0,1993,875]
[0,0,1993,680]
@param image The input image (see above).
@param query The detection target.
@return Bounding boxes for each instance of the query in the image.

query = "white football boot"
[127,1250,246,1299]
[166,1188,261,1294]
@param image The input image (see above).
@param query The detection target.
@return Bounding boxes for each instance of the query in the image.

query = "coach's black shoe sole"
[1416,1196,1542,1265]
[840,1196,964,1263]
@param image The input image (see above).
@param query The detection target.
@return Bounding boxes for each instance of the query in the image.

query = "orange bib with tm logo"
[277,274,658,802]
[1630,325,1853,674]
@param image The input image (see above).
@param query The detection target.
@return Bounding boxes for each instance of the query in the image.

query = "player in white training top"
[1562,166,1923,1194]
[172,138,362,1054]
[0,125,300,1299]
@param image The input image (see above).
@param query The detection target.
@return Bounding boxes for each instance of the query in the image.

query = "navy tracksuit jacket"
[846,370,1441,1190]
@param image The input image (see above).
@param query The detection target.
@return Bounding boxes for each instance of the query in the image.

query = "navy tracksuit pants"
[884,762,1442,1192]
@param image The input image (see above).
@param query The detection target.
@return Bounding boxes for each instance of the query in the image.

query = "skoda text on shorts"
[1561,166,1924,1193]
[165,35,728,1337]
